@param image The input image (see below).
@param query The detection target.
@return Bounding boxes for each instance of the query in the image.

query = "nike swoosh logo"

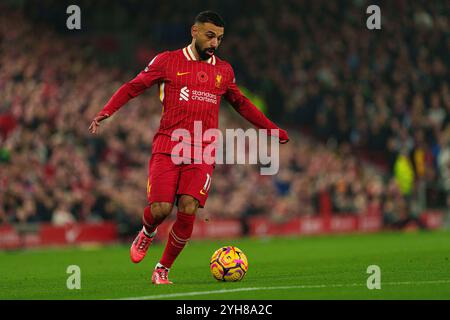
[177,72,190,76]
[200,190,207,195]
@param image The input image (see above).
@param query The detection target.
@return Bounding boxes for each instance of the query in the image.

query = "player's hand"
[279,129,289,144]
[89,114,109,134]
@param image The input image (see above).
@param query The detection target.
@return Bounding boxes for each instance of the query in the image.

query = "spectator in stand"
[0,1,448,232]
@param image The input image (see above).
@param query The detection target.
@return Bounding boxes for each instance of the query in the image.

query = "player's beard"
[195,42,215,61]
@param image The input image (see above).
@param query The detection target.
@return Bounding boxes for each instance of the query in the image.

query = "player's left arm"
[224,67,289,144]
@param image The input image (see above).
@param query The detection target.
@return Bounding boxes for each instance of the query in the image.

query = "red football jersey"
[98,45,287,157]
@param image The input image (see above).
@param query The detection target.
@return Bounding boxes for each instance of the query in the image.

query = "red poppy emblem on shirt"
[197,71,208,83]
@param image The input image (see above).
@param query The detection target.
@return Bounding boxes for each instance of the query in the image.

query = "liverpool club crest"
[215,73,222,88]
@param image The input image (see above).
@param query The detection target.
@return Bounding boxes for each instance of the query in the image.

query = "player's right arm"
[89,52,170,134]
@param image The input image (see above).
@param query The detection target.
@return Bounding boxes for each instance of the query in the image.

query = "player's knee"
[150,202,173,221]
[178,195,199,214]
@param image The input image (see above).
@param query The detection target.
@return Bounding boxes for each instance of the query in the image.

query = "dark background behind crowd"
[0,0,449,234]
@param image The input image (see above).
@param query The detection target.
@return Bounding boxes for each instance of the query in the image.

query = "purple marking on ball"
[234,269,243,278]
[234,259,244,265]
[225,246,231,254]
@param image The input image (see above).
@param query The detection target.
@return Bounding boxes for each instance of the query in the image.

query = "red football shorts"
[147,153,214,208]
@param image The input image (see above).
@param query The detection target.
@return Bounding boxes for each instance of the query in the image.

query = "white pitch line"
[116,279,450,300]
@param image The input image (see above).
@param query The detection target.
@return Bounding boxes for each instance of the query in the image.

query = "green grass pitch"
[1,230,450,299]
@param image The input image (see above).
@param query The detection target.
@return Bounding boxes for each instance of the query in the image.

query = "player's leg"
[152,164,213,284]
[152,195,199,284]
[142,202,173,237]
[159,195,199,268]
[130,154,179,263]
[130,202,173,263]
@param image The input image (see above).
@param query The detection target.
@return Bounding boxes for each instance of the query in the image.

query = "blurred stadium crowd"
[0,1,449,232]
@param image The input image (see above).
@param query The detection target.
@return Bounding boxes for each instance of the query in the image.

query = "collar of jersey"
[182,45,216,65]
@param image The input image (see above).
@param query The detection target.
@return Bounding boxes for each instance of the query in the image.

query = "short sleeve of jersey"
[136,51,171,88]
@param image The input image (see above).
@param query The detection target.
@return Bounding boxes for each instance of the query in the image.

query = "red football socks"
[159,211,196,269]
[142,206,162,236]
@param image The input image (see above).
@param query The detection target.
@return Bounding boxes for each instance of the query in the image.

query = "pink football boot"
[130,228,155,263]
[151,266,173,285]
